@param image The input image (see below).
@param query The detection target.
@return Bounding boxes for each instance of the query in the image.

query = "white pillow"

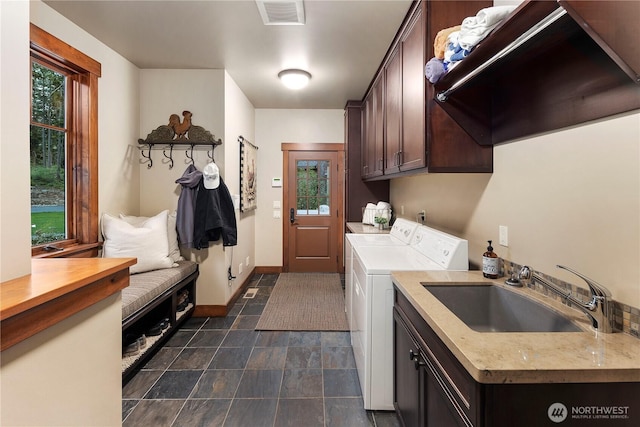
[102,210,173,274]
[119,211,183,263]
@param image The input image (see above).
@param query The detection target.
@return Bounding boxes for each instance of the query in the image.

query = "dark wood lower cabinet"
[394,287,640,427]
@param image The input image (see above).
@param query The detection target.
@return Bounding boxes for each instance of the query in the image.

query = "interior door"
[283,145,343,272]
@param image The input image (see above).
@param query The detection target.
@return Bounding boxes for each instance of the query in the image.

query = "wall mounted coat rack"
[138,111,222,169]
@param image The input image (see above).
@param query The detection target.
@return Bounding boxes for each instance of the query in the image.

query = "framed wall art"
[239,136,258,212]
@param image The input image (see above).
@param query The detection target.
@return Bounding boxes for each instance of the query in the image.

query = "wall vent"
[256,0,305,25]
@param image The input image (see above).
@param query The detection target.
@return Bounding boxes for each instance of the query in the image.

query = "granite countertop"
[391,270,640,384]
[346,222,391,234]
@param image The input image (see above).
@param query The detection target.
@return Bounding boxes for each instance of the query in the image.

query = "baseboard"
[193,267,256,317]
[254,266,283,274]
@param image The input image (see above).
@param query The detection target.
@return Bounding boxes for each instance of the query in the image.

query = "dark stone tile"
[208,347,251,370]
[122,400,138,421]
[372,410,401,427]
[322,331,351,347]
[227,304,243,317]
[141,347,181,370]
[187,330,227,347]
[144,370,203,399]
[192,369,243,399]
[231,315,260,330]
[181,316,208,329]
[235,370,283,398]
[201,316,236,329]
[246,347,287,369]
[285,346,322,369]
[221,329,258,347]
[322,346,356,369]
[255,331,290,347]
[169,347,217,370]
[123,370,162,399]
[288,331,322,346]
[280,369,323,398]
[165,330,196,347]
[240,303,265,315]
[122,399,184,427]
[173,399,231,427]
[324,397,372,427]
[258,274,278,286]
[274,398,324,427]
[224,398,277,427]
[323,369,362,397]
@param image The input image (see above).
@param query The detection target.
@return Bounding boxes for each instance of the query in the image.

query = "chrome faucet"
[518,265,614,333]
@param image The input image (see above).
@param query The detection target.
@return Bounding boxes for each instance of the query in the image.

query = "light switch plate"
[499,225,508,247]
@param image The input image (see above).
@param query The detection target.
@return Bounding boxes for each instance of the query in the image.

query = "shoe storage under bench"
[121,260,199,383]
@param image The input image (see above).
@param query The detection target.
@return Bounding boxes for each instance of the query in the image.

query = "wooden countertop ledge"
[1,258,135,351]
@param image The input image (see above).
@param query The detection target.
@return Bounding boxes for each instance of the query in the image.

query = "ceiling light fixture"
[278,69,312,90]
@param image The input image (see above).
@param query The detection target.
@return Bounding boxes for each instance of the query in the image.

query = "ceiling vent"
[256,0,305,25]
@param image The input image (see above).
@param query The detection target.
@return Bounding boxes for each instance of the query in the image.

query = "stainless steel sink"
[421,284,582,333]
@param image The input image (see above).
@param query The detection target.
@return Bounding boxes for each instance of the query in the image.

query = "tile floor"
[122,273,400,427]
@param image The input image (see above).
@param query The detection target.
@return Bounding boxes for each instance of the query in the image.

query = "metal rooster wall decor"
[138,111,222,169]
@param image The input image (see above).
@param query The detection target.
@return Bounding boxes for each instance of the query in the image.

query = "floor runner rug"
[255,272,348,331]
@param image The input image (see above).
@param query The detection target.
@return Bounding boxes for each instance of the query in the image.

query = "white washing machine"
[349,225,468,410]
[344,219,419,332]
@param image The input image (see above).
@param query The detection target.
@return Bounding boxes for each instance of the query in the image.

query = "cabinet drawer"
[395,289,481,424]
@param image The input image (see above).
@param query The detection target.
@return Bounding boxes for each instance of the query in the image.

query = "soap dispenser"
[482,240,499,279]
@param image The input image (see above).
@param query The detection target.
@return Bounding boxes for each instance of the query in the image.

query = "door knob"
[290,208,295,224]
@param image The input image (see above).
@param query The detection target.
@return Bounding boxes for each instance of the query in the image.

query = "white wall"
[1,294,122,427]
[139,69,229,305]
[223,71,256,300]
[390,111,640,308]
[0,0,31,281]
[254,109,344,267]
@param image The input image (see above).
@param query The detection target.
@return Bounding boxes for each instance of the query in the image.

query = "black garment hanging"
[193,176,237,248]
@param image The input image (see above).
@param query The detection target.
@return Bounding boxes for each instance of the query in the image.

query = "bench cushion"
[122,260,197,320]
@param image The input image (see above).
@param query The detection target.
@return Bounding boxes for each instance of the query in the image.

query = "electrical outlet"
[273,210,281,219]
[246,256,250,267]
[401,205,405,215]
[238,262,243,274]
[499,225,508,247]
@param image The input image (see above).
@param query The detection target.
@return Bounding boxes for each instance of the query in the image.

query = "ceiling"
[43,0,413,109]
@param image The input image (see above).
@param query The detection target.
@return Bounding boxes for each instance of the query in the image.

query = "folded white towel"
[362,203,377,225]
[376,201,392,221]
[458,5,516,51]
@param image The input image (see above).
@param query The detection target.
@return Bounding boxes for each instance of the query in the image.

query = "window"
[30,24,101,257]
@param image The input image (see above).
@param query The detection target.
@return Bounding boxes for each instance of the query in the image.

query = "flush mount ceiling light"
[278,69,312,90]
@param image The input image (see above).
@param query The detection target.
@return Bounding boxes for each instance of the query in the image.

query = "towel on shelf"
[458,5,516,51]
[433,25,461,60]
[425,57,445,83]
[375,202,392,222]
[362,202,377,225]
[443,31,461,71]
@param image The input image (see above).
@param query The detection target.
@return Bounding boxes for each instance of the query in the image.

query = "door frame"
[282,143,345,273]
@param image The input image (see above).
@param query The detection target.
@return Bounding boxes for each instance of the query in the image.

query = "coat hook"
[207,146,215,162]
[141,143,153,168]
[185,144,195,165]
[163,144,175,169]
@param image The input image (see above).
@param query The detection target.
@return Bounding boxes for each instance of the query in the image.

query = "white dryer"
[344,219,419,331]
[349,225,468,410]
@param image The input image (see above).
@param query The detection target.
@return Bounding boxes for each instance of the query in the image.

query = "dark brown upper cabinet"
[359,0,493,181]
[434,0,640,146]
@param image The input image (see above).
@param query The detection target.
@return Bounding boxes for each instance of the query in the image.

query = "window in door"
[30,24,101,257]
[296,160,330,216]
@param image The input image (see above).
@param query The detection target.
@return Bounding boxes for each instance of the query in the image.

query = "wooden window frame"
[30,24,101,258]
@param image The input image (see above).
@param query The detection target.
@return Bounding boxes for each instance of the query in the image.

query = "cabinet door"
[361,91,374,178]
[400,5,426,171]
[384,44,402,175]
[424,359,471,427]
[372,74,385,177]
[394,309,423,427]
